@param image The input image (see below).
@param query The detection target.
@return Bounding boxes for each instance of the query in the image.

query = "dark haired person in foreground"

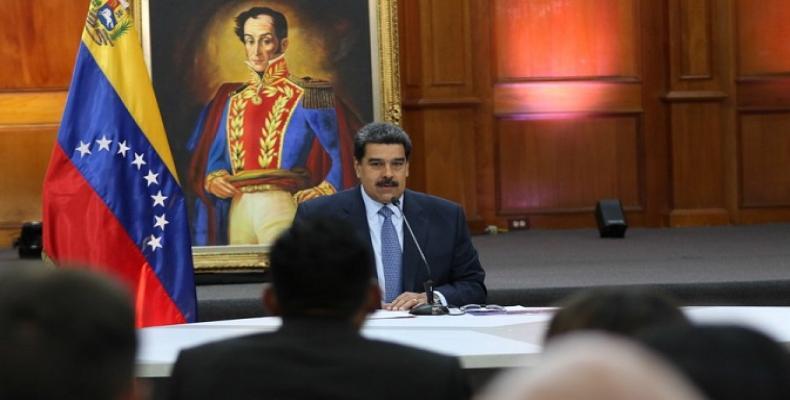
[294,122,486,311]
[169,218,470,400]
[640,324,790,400]
[544,287,690,343]
[0,268,137,400]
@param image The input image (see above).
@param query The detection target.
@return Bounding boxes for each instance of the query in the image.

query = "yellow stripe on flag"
[80,10,180,184]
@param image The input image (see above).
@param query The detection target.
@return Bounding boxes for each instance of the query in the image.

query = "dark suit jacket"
[169,318,470,400]
[294,187,487,306]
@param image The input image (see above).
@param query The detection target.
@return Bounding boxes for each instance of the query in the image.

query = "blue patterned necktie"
[379,206,402,302]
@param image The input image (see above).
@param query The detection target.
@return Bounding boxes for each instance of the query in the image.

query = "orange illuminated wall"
[491,0,645,221]
[494,0,638,80]
[736,0,790,76]
[735,0,790,218]
[403,0,790,229]
[0,1,83,247]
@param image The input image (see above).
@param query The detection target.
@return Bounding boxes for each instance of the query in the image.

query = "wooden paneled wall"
[734,0,790,223]
[399,0,485,224]
[664,0,730,226]
[0,1,84,247]
[490,0,661,229]
[400,0,790,229]
[4,1,790,249]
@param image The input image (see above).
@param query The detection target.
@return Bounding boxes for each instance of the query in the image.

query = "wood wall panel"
[670,103,725,209]
[399,0,482,222]
[667,0,720,90]
[739,112,790,207]
[664,0,732,226]
[0,0,83,247]
[737,79,790,111]
[401,0,475,101]
[0,0,85,89]
[494,81,641,115]
[399,0,790,230]
[428,0,468,86]
[496,116,640,213]
[485,0,660,228]
[400,0,422,90]
[493,0,640,80]
[402,107,479,218]
[0,89,58,245]
[736,0,790,77]
[0,92,67,124]
[0,126,58,246]
[675,0,712,80]
[731,1,790,222]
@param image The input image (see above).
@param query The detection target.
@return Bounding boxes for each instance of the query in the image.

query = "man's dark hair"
[234,7,288,42]
[545,287,689,342]
[0,269,136,400]
[270,217,374,319]
[640,324,790,400]
[353,122,413,161]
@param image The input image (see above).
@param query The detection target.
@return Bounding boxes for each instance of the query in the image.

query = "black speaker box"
[595,199,627,238]
[15,221,43,258]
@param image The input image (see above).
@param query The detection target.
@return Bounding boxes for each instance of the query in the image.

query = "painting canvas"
[137,0,400,269]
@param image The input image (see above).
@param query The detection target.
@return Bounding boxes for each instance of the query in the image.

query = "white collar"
[360,186,404,218]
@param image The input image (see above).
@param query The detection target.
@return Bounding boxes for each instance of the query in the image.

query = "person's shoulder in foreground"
[294,185,359,217]
[0,268,136,400]
[639,324,790,400]
[171,325,468,400]
[169,216,470,400]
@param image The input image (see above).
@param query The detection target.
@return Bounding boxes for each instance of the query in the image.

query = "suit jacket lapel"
[402,190,429,292]
[345,187,374,266]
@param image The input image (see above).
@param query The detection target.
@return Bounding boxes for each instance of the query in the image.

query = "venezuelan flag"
[42,1,196,327]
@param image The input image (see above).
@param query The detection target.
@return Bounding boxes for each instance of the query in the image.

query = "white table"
[136,306,790,377]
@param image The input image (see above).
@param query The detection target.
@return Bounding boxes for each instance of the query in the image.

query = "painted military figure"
[188,6,353,245]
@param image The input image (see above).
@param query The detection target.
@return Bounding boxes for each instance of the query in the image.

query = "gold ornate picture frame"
[134,0,401,272]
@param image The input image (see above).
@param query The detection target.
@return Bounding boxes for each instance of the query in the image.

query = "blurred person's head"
[640,324,790,400]
[264,217,378,327]
[478,333,705,400]
[545,287,689,343]
[0,268,136,400]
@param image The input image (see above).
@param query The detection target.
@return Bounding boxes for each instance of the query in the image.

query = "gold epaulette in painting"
[293,77,335,109]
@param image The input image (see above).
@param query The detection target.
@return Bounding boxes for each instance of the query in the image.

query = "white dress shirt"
[360,186,403,298]
[359,187,447,305]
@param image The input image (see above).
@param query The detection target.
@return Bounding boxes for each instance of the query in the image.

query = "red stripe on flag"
[43,145,186,327]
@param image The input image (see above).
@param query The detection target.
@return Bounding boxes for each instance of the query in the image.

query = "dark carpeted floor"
[477,223,790,289]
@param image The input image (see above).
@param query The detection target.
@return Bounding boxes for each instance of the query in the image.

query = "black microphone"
[390,198,449,316]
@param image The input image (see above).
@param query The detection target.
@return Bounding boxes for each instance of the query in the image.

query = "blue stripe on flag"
[58,43,195,320]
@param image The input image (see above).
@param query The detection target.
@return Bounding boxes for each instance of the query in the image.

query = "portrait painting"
[137,0,400,269]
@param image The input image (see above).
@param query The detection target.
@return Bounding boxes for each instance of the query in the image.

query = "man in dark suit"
[168,218,470,400]
[294,122,487,310]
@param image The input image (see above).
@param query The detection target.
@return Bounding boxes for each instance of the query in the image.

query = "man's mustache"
[376,178,399,187]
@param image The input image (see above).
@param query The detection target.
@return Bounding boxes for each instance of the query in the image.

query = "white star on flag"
[76,141,92,157]
[154,213,169,231]
[144,170,159,187]
[131,153,146,170]
[147,235,163,251]
[96,135,112,151]
[117,140,130,157]
[151,190,167,207]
